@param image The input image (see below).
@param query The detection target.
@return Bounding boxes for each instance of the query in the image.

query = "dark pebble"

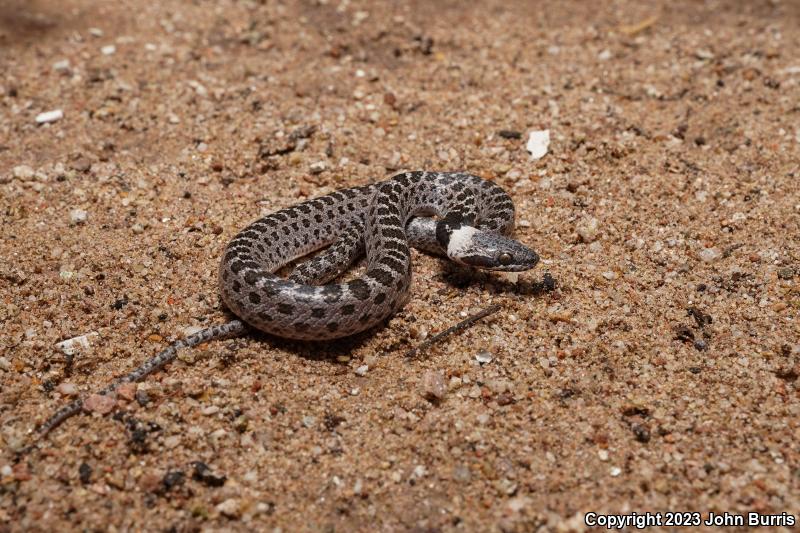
[498,130,522,140]
[778,267,795,280]
[631,423,651,443]
[79,462,92,485]
[191,461,227,487]
[111,296,129,310]
[162,470,185,492]
[136,390,150,406]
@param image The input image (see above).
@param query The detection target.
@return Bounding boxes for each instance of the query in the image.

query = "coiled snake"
[34,171,539,438]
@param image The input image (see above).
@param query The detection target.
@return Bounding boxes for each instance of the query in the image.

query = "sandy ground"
[1,0,800,531]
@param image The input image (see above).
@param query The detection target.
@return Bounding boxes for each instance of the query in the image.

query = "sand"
[1,0,799,531]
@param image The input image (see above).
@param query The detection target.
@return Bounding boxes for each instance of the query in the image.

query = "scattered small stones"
[35,109,64,124]
[420,370,447,401]
[83,393,115,414]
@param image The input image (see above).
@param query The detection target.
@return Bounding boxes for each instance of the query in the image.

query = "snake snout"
[448,228,539,272]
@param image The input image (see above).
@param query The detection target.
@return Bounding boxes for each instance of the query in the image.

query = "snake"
[33,171,539,440]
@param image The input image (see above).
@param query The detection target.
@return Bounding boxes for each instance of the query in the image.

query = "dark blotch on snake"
[311,308,326,319]
[326,322,339,332]
[340,304,355,315]
[277,303,294,315]
[249,292,261,304]
[347,279,370,300]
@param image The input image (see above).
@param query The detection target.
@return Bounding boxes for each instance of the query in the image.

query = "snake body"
[34,171,538,438]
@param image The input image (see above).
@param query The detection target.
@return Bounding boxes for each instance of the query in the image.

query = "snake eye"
[498,252,513,266]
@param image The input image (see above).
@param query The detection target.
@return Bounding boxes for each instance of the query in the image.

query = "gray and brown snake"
[34,171,539,439]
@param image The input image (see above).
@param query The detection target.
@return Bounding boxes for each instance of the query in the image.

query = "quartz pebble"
[475,351,493,364]
[35,109,64,124]
[70,209,88,225]
[699,248,720,263]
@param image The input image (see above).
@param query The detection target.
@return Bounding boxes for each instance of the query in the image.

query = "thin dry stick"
[405,304,502,359]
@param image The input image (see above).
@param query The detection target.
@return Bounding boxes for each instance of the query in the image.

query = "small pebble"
[0,357,11,371]
[35,109,64,124]
[355,365,369,376]
[164,435,182,449]
[216,498,241,518]
[56,383,78,396]
[202,405,220,416]
[53,59,71,72]
[777,267,794,280]
[69,209,88,225]
[475,351,493,364]
[56,332,99,356]
[101,45,116,55]
[699,247,720,263]
[577,217,600,242]
[84,393,115,414]
[610,466,622,477]
[420,370,447,401]
[309,161,327,174]
[13,165,34,180]
[117,382,137,401]
[598,449,609,461]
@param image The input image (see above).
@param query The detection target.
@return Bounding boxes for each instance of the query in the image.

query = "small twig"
[405,304,502,360]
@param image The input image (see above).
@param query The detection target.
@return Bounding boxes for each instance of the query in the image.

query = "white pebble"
[216,498,241,518]
[355,365,369,376]
[577,217,600,242]
[202,405,220,415]
[56,383,78,396]
[56,332,99,356]
[53,59,71,72]
[70,208,88,225]
[598,449,609,461]
[610,466,622,477]
[475,351,493,364]
[101,44,116,55]
[0,357,10,371]
[526,130,550,159]
[699,248,720,263]
[12,165,34,180]
[35,109,63,124]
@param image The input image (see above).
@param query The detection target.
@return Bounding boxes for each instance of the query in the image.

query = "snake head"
[441,225,539,272]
